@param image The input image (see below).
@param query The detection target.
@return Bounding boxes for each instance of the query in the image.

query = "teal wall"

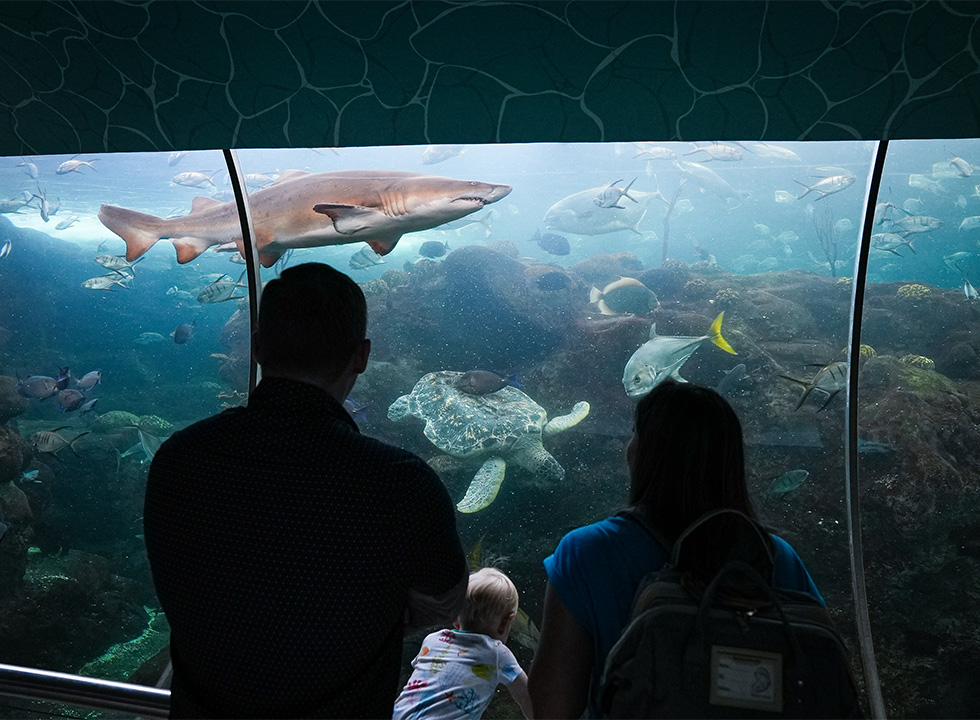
[2,0,980,155]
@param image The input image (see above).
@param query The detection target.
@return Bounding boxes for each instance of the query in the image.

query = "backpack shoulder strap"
[618,507,673,556]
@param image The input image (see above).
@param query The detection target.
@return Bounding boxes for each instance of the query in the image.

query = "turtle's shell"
[138,415,175,435]
[398,371,547,460]
[91,410,141,432]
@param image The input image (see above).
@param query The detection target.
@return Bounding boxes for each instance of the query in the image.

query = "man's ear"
[353,338,371,374]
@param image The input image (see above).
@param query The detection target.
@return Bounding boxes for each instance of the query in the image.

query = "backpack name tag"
[709,645,783,713]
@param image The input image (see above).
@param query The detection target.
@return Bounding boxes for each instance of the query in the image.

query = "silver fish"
[622,312,737,397]
[100,170,511,268]
[685,143,742,161]
[780,361,848,411]
[55,215,80,230]
[959,216,980,232]
[18,157,38,179]
[891,215,942,234]
[949,155,974,177]
[545,187,661,236]
[76,370,102,390]
[168,151,189,166]
[82,274,129,291]
[0,239,10,258]
[348,245,386,270]
[56,158,98,174]
[794,174,855,200]
[421,144,465,164]
[172,170,219,188]
[31,426,89,457]
[197,272,247,303]
[673,160,743,203]
[594,178,638,209]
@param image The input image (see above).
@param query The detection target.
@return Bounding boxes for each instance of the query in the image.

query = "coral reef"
[900,354,936,371]
[714,287,741,308]
[897,283,931,300]
[682,278,710,299]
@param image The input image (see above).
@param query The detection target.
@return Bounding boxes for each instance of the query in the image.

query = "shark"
[622,312,737,397]
[98,169,512,267]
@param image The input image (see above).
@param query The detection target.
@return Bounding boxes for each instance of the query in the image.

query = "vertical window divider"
[846,139,889,719]
[222,149,262,394]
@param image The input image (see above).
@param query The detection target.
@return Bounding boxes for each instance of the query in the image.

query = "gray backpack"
[600,509,863,718]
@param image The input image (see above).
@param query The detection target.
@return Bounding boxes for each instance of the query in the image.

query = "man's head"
[253,263,368,384]
[457,567,519,639]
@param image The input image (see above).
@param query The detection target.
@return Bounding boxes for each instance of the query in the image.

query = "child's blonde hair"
[458,567,519,635]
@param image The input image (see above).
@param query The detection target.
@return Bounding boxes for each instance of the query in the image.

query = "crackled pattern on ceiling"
[1,0,979,155]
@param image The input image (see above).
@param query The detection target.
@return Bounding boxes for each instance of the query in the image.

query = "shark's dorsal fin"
[649,323,659,340]
[272,169,311,185]
[190,196,224,213]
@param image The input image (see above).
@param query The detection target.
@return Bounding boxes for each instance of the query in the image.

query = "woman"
[527,379,823,718]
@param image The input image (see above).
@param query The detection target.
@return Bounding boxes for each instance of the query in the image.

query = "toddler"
[393,567,532,719]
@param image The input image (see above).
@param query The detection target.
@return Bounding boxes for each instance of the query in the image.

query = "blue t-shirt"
[543,514,824,714]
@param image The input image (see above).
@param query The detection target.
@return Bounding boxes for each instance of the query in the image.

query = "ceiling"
[1,0,979,155]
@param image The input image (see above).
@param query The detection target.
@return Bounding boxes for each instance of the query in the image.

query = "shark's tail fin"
[99,204,167,261]
[709,312,737,354]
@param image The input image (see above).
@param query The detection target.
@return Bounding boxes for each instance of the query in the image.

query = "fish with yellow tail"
[98,169,512,268]
[622,312,737,397]
[779,361,848,411]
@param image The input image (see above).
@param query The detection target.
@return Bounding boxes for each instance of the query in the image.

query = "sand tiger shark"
[98,169,512,267]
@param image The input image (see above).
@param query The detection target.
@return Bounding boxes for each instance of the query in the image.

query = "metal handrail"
[0,662,169,718]
[845,139,889,718]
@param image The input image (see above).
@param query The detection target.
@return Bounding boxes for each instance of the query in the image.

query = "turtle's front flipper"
[456,457,507,513]
[543,401,591,436]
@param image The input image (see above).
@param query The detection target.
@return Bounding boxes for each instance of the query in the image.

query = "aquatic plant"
[361,278,389,296]
[836,276,852,290]
[714,287,740,308]
[897,283,930,300]
[900,354,936,370]
[682,278,710,299]
[814,201,840,277]
[842,344,877,360]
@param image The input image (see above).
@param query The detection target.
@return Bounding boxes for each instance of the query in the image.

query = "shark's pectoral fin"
[313,203,384,235]
[258,250,282,268]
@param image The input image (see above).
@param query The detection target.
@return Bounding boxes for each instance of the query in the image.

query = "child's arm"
[507,670,533,719]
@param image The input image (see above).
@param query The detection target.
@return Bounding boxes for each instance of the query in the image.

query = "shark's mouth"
[454,196,491,205]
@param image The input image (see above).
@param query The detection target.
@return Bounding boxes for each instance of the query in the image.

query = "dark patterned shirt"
[144,377,467,718]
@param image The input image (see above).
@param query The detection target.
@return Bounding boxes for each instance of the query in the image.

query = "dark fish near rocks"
[58,389,86,412]
[535,271,571,291]
[343,397,371,423]
[0,521,9,544]
[419,240,450,258]
[78,398,99,415]
[779,361,847,411]
[766,469,809,495]
[532,229,570,256]
[56,366,71,390]
[173,319,196,344]
[455,370,521,395]
[18,375,59,399]
[589,277,658,315]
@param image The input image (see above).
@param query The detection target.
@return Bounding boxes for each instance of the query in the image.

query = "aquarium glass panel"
[0,150,243,679]
[857,139,980,718]
[2,142,875,700]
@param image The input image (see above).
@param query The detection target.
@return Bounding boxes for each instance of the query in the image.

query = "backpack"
[599,509,864,718]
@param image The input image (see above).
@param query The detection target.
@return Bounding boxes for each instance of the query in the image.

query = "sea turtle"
[388,371,590,513]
